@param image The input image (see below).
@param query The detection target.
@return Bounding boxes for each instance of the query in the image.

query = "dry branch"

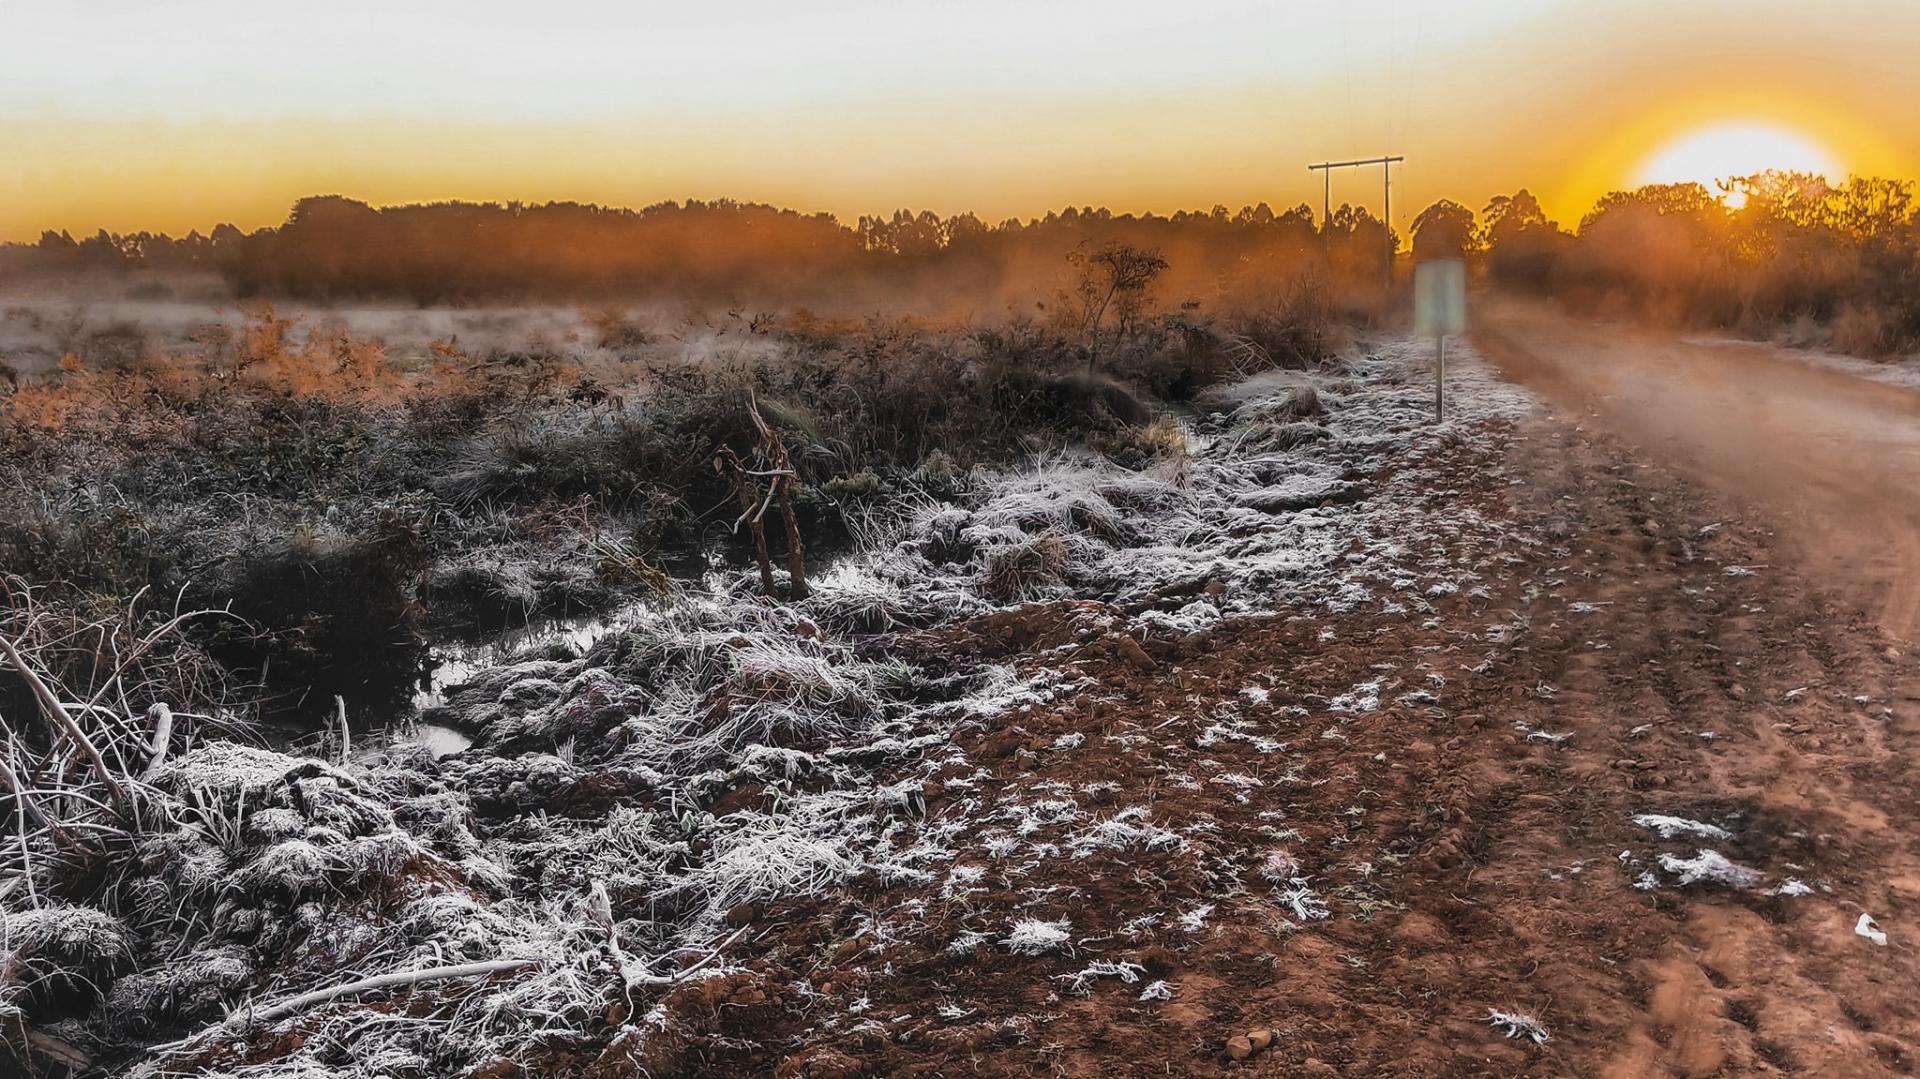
[0,631,128,809]
[746,394,808,599]
[716,446,778,596]
[334,695,350,765]
[248,957,542,1023]
[141,703,174,781]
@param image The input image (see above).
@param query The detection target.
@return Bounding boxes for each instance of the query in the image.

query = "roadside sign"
[1414,259,1466,421]
[1415,259,1466,337]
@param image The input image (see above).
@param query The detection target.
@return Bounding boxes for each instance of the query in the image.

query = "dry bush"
[1830,302,1903,357]
[582,306,652,351]
[0,578,247,734]
[1091,415,1189,470]
[981,531,1071,602]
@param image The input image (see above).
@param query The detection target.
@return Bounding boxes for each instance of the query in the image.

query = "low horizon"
[1,168,1892,249]
[5,0,1916,243]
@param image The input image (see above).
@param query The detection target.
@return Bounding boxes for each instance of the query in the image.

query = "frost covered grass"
[1002,919,1073,956]
[1632,814,1732,841]
[0,337,1534,1074]
[800,338,1531,643]
[1055,960,1144,995]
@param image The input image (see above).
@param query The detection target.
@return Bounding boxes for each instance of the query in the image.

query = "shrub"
[1092,415,1189,469]
[1,906,134,1019]
[981,531,1071,601]
[1831,302,1903,357]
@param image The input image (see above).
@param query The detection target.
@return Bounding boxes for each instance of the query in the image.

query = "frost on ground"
[1487,1008,1551,1044]
[0,340,1538,1075]
[809,338,1532,640]
[1002,919,1073,956]
[1623,810,1819,895]
[1657,849,1764,890]
[1632,814,1733,841]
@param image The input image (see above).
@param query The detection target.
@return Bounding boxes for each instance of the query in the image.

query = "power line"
[1394,2,1426,238]
[1338,12,1359,155]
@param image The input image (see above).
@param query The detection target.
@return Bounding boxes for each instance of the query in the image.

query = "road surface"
[1474,302,1920,641]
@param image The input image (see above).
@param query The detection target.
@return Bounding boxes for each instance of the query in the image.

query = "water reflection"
[411,598,660,711]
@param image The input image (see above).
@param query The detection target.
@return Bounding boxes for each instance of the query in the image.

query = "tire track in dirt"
[1473,301,1920,643]
[1463,306,1920,1070]
[1489,402,1920,1077]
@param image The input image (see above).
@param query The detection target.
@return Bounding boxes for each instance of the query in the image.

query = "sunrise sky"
[2,0,1916,242]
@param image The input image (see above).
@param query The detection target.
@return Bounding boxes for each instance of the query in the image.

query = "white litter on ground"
[1857,913,1889,946]
[1487,1008,1550,1044]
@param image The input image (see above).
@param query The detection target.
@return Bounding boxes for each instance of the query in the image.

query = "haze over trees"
[0,197,1361,314]
[6,170,1919,353]
[1427,173,1920,353]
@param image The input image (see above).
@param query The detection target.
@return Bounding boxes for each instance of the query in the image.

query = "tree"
[1571,183,1729,319]
[1321,204,1392,291]
[1410,199,1477,262]
[1481,189,1552,249]
[1480,189,1568,290]
[1065,243,1168,373]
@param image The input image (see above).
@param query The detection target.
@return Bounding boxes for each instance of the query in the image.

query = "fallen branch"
[333,695,350,765]
[621,924,749,989]
[249,957,541,1024]
[3,1015,93,1071]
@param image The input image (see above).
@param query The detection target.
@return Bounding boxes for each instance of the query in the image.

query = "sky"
[1,0,1916,242]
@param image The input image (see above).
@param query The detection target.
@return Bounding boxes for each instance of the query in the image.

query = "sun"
[1633,121,1843,204]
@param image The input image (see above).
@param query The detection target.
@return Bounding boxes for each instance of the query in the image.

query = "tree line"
[0,196,1377,309]
[6,173,1918,351]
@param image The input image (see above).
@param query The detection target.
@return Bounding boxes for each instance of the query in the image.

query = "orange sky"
[2,0,1916,242]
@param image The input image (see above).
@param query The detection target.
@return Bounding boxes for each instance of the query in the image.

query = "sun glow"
[1633,121,1844,203]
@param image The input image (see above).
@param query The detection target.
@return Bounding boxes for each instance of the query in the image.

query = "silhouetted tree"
[1410,199,1477,262]
[1480,189,1568,290]
[6,179,1916,352]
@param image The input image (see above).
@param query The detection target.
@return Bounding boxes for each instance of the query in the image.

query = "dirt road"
[1473,303,1920,641]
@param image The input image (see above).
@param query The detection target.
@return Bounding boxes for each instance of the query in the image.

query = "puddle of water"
[402,722,473,759]
[411,598,661,711]
[1170,405,1218,456]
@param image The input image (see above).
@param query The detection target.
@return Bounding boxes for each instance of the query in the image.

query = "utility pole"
[1308,154,1404,300]
[1320,168,1331,262]
[1383,161,1392,297]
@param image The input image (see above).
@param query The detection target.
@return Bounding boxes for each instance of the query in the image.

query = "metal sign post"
[1413,259,1466,423]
